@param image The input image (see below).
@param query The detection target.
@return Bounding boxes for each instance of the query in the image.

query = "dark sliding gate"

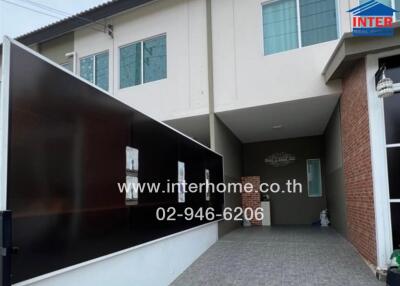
[1,211,12,286]
[1,39,223,284]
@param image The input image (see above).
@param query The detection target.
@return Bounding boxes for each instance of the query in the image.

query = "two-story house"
[2,0,400,284]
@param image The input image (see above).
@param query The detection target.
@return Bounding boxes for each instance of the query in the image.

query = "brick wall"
[241,176,262,225]
[340,59,377,265]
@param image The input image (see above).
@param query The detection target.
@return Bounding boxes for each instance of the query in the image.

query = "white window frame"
[118,33,167,90]
[261,0,340,54]
[79,50,109,87]
[306,158,323,198]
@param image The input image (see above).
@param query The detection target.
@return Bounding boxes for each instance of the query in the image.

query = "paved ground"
[171,226,384,286]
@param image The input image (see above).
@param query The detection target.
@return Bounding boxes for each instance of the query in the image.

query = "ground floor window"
[306,159,322,197]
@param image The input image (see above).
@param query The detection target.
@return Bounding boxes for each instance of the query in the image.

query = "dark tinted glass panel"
[391,203,400,249]
[379,55,400,83]
[6,43,223,283]
[387,148,400,199]
[384,95,400,144]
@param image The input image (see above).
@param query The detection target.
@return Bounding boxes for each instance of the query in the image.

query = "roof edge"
[14,0,156,46]
[322,21,400,82]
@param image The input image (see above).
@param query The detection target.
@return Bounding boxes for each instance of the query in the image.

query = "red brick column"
[341,59,377,265]
[241,176,261,225]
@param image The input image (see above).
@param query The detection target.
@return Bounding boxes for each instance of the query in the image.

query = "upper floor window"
[397,0,400,19]
[120,34,167,89]
[61,62,73,72]
[80,51,109,91]
[359,0,400,20]
[262,0,338,55]
[360,0,391,6]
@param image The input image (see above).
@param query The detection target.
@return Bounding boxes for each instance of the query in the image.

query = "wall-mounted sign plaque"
[264,152,296,167]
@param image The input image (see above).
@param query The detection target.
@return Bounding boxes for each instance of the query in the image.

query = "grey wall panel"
[243,136,327,225]
[324,104,347,238]
[213,116,243,237]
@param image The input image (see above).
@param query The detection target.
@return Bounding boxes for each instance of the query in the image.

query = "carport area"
[213,95,349,230]
[172,226,383,286]
[168,94,382,284]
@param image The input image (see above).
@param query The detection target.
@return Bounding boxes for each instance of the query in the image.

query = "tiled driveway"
[171,226,384,286]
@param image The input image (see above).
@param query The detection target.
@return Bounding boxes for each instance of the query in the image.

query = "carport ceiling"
[164,114,210,147]
[216,95,340,143]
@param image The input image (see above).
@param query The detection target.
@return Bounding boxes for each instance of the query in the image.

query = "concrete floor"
[171,226,384,286]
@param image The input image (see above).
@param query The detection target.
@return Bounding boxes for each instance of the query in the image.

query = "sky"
[0,0,110,42]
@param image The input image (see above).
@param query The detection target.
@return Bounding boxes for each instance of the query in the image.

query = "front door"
[380,55,400,249]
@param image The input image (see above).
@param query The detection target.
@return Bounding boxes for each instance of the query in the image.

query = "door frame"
[366,49,400,270]
[0,37,11,211]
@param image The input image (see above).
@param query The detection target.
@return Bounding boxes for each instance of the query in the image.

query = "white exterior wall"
[15,221,219,286]
[74,0,210,121]
[73,0,360,118]
[211,0,351,113]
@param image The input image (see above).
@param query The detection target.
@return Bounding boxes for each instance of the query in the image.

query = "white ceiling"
[216,95,340,143]
[164,114,210,147]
